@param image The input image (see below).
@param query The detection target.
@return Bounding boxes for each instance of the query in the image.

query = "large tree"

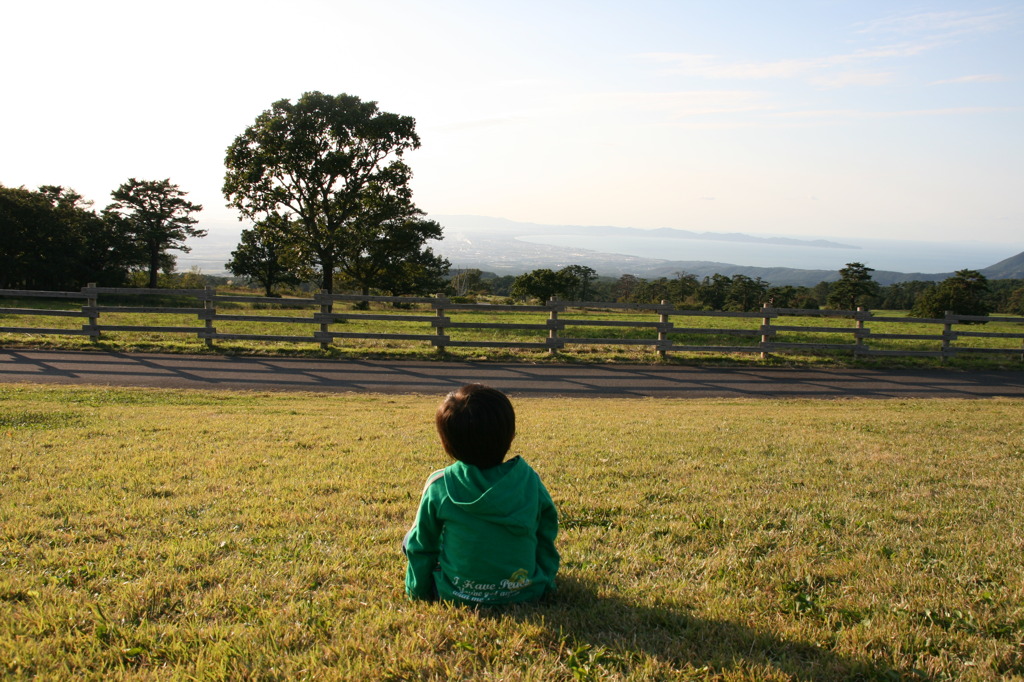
[612,274,642,302]
[827,262,879,311]
[558,265,597,301]
[725,274,769,312]
[225,216,306,296]
[696,274,732,310]
[1006,285,1024,316]
[106,178,205,288]
[223,91,444,294]
[334,194,448,296]
[911,269,991,319]
[1,185,75,289]
[0,184,136,289]
[510,269,568,302]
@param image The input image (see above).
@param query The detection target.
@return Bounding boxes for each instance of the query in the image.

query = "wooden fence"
[2,285,1024,361]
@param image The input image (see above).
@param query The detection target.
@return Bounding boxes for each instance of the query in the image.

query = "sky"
[3,0,1022,255]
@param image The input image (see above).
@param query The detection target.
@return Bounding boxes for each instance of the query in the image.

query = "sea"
[177,221,1020,277]
[516,234,1018,274]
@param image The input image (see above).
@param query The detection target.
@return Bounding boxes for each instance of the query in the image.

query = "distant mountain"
[432,214,856,250]
[520,224,858,250]
[981,251,1024,279]
[429,215,1024,286]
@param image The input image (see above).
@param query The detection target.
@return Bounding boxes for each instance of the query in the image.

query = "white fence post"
[547,298,559,355]
[84,283,99,341]
[319,290,331,350]
[855,307,866,358]
[435,293,447,354]
[942,311,954,362]
[203,285,215,348]
[658,300,669,359]
[760,303,772,359]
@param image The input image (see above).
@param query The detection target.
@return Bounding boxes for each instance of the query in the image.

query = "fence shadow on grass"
[483,573,914,681]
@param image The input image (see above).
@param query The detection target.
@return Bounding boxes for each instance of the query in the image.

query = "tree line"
[1,180,203,290]
[447,263,1024,317]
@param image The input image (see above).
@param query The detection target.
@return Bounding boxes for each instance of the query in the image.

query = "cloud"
[638,8,1016,89]
[560,92,1018,132]
[637,47,922,87]
[638,53,819,80]
[832,43,934,61]
[585,90,775,118]
[931,74,1008,85]
[431,117,528,132]
[855,9,1014,39]
[768,106,1018,122]
[810,72,897,89]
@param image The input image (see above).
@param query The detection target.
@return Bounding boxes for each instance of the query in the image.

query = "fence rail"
[1,285,1023,361]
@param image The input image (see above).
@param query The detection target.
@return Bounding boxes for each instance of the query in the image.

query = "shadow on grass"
[483,574,917,681]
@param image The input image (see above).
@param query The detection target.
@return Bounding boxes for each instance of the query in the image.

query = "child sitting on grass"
[404,383,559,605]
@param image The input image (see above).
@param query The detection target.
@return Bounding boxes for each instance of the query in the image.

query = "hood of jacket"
[444,456,538,533]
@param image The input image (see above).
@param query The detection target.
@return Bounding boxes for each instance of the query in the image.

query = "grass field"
[2,384,1022,680]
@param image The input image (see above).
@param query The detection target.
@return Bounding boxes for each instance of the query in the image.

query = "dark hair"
[435,384,516,469]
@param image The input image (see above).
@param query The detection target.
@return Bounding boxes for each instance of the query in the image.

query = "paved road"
[2,349,1024,399]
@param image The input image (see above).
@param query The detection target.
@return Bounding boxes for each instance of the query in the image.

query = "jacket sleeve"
[535,481,560,592]
[404,474,445,600]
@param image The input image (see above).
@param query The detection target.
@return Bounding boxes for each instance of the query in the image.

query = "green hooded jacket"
[404,456,559,605]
